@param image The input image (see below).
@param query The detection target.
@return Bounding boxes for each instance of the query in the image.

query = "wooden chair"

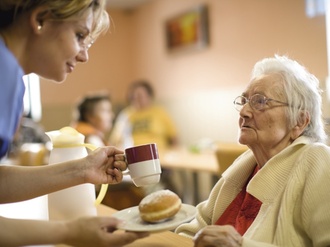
[215,143,248,175]
[98,183,145,210]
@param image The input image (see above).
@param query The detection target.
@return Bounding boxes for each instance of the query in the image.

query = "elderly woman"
[176,55,330,247]
[0,0,148,246]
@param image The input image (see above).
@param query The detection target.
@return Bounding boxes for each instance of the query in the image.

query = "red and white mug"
[124,143,162,187]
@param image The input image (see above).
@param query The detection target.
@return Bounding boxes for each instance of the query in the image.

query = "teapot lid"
[46,126,85,146]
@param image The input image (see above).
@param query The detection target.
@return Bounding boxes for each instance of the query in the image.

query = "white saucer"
[112,204,196,233]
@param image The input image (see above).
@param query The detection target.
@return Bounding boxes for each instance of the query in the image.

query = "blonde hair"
[0,0,109,39]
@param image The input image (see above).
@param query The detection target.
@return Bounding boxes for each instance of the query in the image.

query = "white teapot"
[46,127,101,220]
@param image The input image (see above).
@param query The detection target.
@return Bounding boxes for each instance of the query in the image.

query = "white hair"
[251,55,327,143]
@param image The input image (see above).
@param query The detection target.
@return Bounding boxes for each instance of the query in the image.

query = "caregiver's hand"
[64,216,149,247]
[83,146,127,184]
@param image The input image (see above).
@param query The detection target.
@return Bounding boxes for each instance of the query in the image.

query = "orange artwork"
[165,5,209,53]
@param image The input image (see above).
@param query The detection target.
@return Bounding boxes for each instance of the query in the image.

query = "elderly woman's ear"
[291,111,311,140]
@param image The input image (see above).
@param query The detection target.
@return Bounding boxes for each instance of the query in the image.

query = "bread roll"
[139,190,182,223]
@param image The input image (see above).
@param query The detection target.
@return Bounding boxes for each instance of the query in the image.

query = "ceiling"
[106,0,150,9]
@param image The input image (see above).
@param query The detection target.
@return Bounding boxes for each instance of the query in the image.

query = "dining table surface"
[158,146,220,205]
[56,204,194,247]
[160,147,219,175]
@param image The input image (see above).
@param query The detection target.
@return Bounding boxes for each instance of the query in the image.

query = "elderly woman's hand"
[83,146,127,185]
[193,225,242,247]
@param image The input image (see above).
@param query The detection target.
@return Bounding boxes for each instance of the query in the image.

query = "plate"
[112,204,197,232]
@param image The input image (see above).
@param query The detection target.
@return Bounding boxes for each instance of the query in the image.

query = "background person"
[110,80,178,150]
[0,1,148,246]
[72,92,145,210]
[108,94,134,150]
[110,80,179,195]
[176,55,330,247]
[127,80,178,151]
[72,92,113,147]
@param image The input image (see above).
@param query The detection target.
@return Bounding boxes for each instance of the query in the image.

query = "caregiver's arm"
[0,146,126,203]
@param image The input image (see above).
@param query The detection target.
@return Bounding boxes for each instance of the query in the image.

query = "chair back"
[215,143,248,175]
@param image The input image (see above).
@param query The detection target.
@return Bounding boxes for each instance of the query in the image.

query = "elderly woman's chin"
[238,135,250,146]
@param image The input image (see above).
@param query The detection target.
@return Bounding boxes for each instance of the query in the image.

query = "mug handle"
[122,169,130,176]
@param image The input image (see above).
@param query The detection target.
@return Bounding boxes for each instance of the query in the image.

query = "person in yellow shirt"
[110,80,178,193]
[111,80,177,151]
[128,81,178,151]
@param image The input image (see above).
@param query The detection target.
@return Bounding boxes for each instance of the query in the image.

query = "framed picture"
[165,5,209,53]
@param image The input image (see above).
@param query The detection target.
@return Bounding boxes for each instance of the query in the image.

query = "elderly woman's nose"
[240,102,252,114]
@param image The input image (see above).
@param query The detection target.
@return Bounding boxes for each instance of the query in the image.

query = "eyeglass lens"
[234,95,266,111]
[81,36,94,50]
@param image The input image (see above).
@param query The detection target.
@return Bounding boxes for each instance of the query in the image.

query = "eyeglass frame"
[80,35,94,50]
[44,18,95,51]
[233,94,289,111]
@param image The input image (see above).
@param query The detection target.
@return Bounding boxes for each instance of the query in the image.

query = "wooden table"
[159,147,219,204]
[123,229,193,247]
[56,204,193,247]
[160,147,219,174]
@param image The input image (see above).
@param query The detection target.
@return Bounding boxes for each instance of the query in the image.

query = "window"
[22,73,42,121]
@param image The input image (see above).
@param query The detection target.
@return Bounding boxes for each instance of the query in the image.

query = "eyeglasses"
[80,35,94,50]
[46,18,95,51]
[233,94,289,111]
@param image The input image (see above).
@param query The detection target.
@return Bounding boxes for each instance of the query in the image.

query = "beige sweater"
[176,136,330,247]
